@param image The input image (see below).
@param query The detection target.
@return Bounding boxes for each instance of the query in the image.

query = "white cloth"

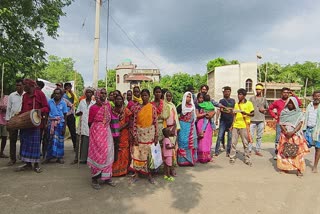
[307,103,318,127]
[76,99,96,136]
[181,91,196,118]
[5,92,24,121]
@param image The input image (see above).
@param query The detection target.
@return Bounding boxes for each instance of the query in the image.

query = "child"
[198,94,216,138]
[162,128,175,181]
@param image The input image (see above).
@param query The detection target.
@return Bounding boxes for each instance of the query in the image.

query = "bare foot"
[312,167,318,173]
[297,170,303,177]
[279,170,289,174]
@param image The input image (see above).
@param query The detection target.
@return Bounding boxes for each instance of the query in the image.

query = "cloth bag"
[149,143,163,169]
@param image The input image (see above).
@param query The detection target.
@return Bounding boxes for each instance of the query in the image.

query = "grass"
[212,132,276,144]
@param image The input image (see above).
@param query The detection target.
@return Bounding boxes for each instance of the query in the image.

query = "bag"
[282,142,299,158]
[149,143,163,169]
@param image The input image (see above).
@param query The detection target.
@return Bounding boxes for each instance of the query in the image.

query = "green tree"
[98,69,116,92]
[38,55,84,96]
[0,0,73,93]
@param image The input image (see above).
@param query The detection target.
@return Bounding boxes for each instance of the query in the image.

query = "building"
[207,62,258,101]
[115,59,160,93]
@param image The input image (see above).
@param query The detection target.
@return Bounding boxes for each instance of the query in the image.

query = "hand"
[259,107,265,113]
[61,128,66,136]
[154,136,159,144]
[241,111,247,115]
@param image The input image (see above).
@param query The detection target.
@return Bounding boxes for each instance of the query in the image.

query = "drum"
[7,109,41,130]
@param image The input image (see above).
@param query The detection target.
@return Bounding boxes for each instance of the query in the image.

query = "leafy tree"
[206,57,239,72]
[38,55,84,96]
[0,0,73,94]
[98,69,116,92]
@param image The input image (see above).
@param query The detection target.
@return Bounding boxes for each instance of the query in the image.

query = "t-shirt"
[233,100,254,129]
[249,96,268,122]
[48,99,68,122]
[162,137,173,157]
[219,98,235,123]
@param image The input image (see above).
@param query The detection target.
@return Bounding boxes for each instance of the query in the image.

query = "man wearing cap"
[63,82,79,151]
[249,83,268,156]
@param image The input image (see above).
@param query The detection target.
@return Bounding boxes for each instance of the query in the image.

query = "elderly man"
[71,87,95,164]
[6,79,24,165]
[16,79,49,173]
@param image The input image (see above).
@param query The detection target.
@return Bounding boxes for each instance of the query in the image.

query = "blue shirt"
[219,98,235,123]
[48,99,68,122]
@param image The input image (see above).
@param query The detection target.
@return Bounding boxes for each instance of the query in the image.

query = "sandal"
[91,181,101,190]
[7,160,16,166]
[104,179,117,187]
[70,160,78,165]
[56,159,65,164]
[297,170,303,177]
[164,175,175,181]
[148,177,156,184]
[34,166,42,173]
[229,159,235,165]
[129,176,139,184]
[15,164,32,172]
[245,161,252,167]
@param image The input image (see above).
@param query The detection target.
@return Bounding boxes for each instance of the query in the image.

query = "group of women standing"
[86,85,217,189]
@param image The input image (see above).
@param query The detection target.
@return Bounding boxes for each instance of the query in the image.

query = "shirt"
[268,96,302,123]
[63,91,79,115]
[162,137,173,157]
[48,99,68,122]
[233,100,254,129]
[21,90,49,114]
[307,103,318,127]
[219,98,235,123]
[76,99,96,136]
[249,96,268,122]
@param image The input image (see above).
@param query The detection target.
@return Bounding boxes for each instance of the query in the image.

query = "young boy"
[229,88,254,166]
[198,94,216,138]
[162,128,175,181]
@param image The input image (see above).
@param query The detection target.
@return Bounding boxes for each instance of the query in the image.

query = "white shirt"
[307,103,318,128]
[5,91,24,120]
[76,99,96,136]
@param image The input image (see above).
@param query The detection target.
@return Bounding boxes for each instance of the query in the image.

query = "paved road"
[0,140,319,214]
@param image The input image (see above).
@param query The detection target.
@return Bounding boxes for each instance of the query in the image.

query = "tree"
[0,0,72,93]
[38,55,84,96]
[206,57,239,72]
[98,69,116,93]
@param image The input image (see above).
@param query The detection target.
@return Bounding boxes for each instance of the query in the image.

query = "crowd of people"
[0,78,320,189]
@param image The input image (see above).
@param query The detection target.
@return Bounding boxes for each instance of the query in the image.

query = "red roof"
[125,75,153,81]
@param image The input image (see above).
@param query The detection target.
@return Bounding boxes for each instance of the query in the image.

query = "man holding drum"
[16,79,49,173]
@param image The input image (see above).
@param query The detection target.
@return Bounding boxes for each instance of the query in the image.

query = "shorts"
[0,125,8,137]
[164,156,173,167]
[304,127,320,149]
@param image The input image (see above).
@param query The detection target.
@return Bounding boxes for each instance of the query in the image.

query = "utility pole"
[93,0,101,88]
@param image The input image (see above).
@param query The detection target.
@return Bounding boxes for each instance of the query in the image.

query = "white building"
[115,59,160,93]
[207,62,257,101]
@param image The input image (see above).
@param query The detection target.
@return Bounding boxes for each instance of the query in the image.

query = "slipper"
[129,176,139,184]
[164,176,175,181]
[148,177,156,184]
[7,160,16,166]
[245,161,252,167]
[105,180,117,187]
[70,160,78,165]
[91,182,101,190]
[34,167,42,173]
[15,164,32,172]
[229,160,235,165]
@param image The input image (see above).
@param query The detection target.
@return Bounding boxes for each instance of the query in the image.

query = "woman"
[177,92,198,166]
[130,89,158,184]
[151,86,169,145]
[112,95,132,176]
[277,97,309,176]
[196,93,214,163]
[164,91,180,174]
[87,88,115,189]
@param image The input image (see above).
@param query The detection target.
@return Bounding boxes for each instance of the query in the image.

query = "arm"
[39,92,49,113]
[268,101,278,119]
[196,109,206,119]
[211,99,225,108]
[153,106,159,144]
[75,101,83,116]
[5,95,12,121]
[215,109,221,124]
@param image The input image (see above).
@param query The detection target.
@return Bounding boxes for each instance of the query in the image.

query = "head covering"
[255,84,264,90]
[164,91,175,109]
[279,97,304,127]
[84,86,95,94]
[23,79,37,87]
[181,92,196,118]
[133,94,143,104]
[95,88,107,106]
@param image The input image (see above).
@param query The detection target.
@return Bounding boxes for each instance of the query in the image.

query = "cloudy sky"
[44,0,320,86]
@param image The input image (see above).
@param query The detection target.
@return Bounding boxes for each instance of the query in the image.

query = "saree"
[112,108,132,176]
[130,103,158,175]
[87,102,114,180]
[277,97,310,172]
[196,108,213,163]
[151,99,170,143]
[177,111,198,166]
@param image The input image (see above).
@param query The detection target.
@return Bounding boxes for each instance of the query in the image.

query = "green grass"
[212,132,276,144]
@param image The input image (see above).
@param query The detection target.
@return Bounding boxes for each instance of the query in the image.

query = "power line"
[101,3,159,69]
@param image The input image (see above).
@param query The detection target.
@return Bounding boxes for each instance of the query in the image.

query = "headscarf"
[95,88,107,106]
[133,95,143,104]
[181,91,196,118]
[279,96,304,127]
[164,91,180,130]
[23,79,37,87]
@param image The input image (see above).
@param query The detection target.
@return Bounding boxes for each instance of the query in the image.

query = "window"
[245,79,253,92]
[117,75,120,84]
[123,74,128,83]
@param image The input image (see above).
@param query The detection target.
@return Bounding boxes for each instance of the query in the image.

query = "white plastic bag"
[150,143,163,169]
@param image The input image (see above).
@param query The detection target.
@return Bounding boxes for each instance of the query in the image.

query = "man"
[303,90,320,173]
[6,79,24,165]
[63,82,78,150]
[249,83,269,156]
[43,88,68,164]
[16,79,49,173]
[196,84,224,108]
[72,87,95,164]
[215,86,235,156]
[0,89,9,158]
[229,88,254,166]
[268,87,302,159]
[56,82,63,89]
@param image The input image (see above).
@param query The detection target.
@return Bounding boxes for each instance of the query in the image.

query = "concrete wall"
[116,68,131,93]
[208,62,257,101]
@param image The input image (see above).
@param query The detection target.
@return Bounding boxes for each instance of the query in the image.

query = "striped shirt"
[307,104,318,127]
